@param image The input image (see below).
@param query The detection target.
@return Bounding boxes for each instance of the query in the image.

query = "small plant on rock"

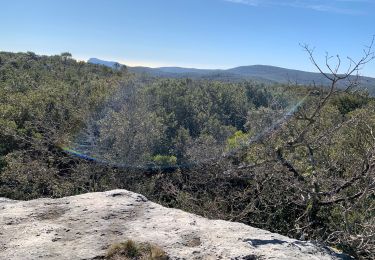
[106,240,169,260]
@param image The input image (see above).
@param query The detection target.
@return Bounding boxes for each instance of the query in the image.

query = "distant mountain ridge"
[88,58,375,94]
[88,58,121,68]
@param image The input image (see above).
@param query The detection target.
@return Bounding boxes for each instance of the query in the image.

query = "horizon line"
[1,49,374,78]
[86,56,375,78]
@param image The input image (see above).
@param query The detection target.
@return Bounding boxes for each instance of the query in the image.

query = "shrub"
[152,155,177,166]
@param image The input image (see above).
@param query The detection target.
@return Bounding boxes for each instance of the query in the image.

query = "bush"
[152,155,177,166]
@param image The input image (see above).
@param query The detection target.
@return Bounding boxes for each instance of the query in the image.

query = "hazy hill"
[89,58,375,95]
[87,58,122,69]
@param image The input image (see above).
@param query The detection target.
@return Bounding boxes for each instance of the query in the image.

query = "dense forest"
[0,51,374,259]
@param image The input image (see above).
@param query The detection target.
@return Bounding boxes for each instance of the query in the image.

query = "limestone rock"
[0,190,347,259]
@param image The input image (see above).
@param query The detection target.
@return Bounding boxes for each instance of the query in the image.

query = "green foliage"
[87,78,290,166]
[332,93,369,114]
[1,51,374,259]
[0,51,127,198]
[226,130,250,150]
[152,155,177,166]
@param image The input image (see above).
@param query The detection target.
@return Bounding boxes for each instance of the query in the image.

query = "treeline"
[0,52,374,259]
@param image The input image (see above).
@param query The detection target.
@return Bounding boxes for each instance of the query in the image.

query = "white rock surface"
[0,190,346,259]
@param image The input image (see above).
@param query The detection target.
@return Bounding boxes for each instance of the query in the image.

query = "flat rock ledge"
[0,190,347,260]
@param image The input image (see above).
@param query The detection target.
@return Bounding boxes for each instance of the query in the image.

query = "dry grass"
[106,240,169,260]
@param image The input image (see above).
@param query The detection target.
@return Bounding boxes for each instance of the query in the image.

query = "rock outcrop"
[0,190,347,259]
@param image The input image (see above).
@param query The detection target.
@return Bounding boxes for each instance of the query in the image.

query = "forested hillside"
[1,51,374,259]
[89,58,375,95]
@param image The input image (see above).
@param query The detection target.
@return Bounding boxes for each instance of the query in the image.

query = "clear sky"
[0,0,374,76]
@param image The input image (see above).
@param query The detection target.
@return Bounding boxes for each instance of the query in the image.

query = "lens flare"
[61,82,311,170]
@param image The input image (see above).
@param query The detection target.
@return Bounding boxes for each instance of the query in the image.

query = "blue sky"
[0,0,374,76]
